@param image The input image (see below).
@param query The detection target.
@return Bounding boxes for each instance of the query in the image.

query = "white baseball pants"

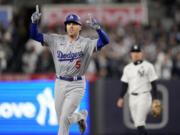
[129,92,152,127]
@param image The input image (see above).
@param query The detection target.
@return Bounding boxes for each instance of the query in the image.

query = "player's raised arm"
[30,5,44,44]
[86,14,109,50]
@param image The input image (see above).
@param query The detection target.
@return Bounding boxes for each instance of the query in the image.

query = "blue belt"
[56,75,82,81]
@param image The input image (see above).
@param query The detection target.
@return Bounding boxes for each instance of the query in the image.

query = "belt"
[56,75,82,81]
[131,92,139,96]
[131,91,149,96]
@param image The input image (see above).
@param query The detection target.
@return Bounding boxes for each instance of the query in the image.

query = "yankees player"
[30,5,109,135]
[117,45,160,135]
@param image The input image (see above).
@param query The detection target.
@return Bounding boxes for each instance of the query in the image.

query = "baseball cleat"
[78,110,88,134]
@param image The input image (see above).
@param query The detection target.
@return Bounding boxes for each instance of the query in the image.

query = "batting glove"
[31,5,41,23]
[86,14,100,30]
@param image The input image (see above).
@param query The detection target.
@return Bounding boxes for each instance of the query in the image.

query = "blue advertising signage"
[0,10,8,27]
[0,80,89,135]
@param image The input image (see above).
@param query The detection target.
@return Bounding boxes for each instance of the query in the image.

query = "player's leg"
[129,95,138,126]
[54,79,67,122]
[71,109,88,134]
[58,81,86,135]
[58,92,85,135]
[135,93,152,135]
[67,79,87,126]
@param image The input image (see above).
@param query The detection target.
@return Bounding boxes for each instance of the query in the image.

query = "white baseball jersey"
[121,60,158,94]
[43,33,97,77]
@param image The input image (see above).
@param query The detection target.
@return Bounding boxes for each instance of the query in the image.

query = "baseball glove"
[151,100,162,117]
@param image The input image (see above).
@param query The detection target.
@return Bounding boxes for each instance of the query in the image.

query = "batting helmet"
[64,13,82,32]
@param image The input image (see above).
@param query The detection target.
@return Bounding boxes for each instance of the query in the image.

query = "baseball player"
[117,45,160,135]
[30,5,109,135]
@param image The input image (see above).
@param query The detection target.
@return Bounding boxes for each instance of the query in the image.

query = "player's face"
[130,52,143,62]
[66,22,82,36]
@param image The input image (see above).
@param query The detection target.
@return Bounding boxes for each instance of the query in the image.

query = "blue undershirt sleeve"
[96,29,109,50]
[30,23,44,45]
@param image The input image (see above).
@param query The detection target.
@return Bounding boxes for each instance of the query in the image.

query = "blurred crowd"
[0,2,180,80]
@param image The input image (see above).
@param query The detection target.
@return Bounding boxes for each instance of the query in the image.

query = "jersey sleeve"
[148,64,158,82]
[121,67,128,83]
[84,38,98,54]
[43,33,58,47]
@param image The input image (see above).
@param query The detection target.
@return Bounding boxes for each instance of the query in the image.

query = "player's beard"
[68,31,80,41]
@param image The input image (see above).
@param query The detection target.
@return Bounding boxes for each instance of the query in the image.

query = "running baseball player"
[117,45,160,135]
[30,5,109,135]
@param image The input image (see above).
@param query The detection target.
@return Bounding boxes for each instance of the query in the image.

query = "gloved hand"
[86,14,100,30]
[151,99,162,117]
[31,5,41,23]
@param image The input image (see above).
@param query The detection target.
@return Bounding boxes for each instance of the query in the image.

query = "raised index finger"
[36,5,39,13]
[88,13,92,18]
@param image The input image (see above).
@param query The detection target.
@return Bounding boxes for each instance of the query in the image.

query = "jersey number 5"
[76,60,81,69]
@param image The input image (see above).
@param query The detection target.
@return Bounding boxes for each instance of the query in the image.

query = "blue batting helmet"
[64,13,82,31]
